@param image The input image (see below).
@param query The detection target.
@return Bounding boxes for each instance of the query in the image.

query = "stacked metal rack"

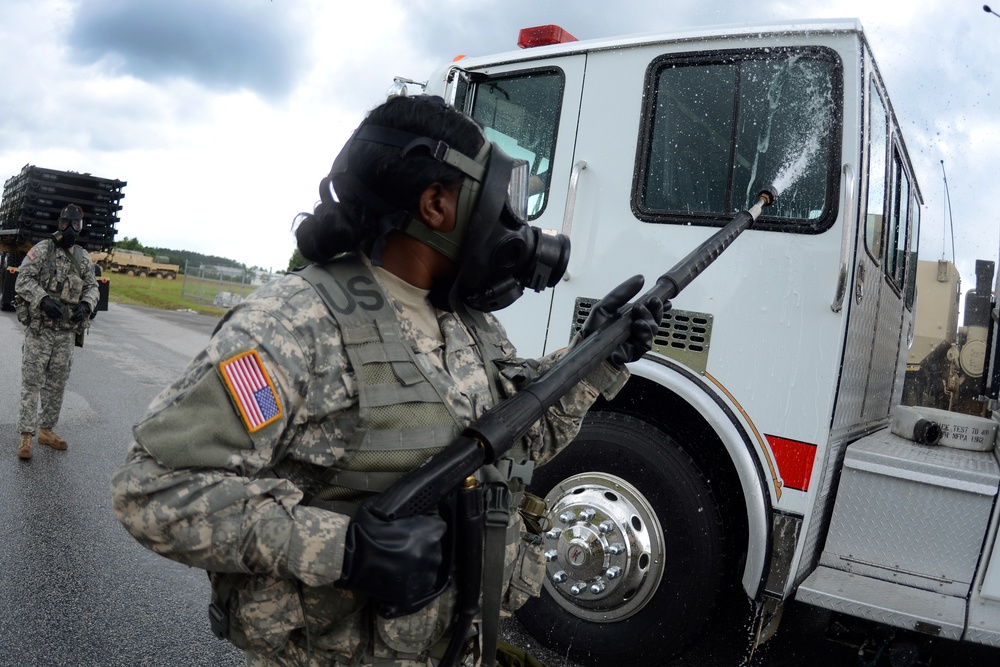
[1,165,125,310]
[0,164,126,253]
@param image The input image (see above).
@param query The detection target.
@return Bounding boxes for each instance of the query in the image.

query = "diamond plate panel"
[821,430,999,597]
[797,566,965,640]
[862,287,904,422]
[967,595,1000,647]
[833,259,879,430]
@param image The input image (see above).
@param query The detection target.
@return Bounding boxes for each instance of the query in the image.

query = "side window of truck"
[634,48,841,232]
[866,81,889,262]
[885,148,910,291]
[460,69,564,220]
[904,200,919,309]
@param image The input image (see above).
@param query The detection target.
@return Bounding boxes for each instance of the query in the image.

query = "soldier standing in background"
[15,203,99,459]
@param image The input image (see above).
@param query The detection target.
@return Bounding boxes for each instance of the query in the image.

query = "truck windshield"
[636,47,842,232]
[460,69,564,220]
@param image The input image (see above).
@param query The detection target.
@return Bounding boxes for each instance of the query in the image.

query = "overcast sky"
[2,1,998,292]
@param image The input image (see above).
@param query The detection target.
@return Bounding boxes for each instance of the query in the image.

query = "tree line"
[113,237,309,275]
[114,237,265,275]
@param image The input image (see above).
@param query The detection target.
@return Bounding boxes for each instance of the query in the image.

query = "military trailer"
[89,248,179,279]
[0,165,124,311]
[903,258,995,415]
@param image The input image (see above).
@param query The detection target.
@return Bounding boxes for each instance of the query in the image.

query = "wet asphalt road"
[0,304,241,667]
[1,303,998,666]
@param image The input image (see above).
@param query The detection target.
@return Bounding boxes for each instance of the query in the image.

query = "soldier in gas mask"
[111,96,662,666]
[15,204,99,459]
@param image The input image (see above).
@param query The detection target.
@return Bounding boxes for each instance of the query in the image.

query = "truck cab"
[405,19,1000,664]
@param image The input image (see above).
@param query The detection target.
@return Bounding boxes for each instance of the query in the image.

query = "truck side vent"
[571,298,714,373]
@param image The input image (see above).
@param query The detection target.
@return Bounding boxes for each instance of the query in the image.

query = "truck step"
[796,565,965,640]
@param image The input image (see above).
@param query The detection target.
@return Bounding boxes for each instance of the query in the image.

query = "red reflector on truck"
[765,435,817,491]
[517,25,578,48]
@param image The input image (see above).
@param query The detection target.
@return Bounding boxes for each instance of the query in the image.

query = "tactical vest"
[20,240,89,332]
[294,257,511,509]
[210,257,522,653]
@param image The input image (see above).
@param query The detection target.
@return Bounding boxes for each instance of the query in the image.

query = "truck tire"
[166,273,176,280]
[138,271,147,278]
[154,272,163,279]
[516,411,728,667]
[126,269,136,276]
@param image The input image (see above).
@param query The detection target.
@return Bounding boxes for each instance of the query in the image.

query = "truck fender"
[628,356,773,601]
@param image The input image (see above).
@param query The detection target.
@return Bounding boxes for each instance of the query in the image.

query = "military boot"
[38,428,67,451]
[18,433,32,460]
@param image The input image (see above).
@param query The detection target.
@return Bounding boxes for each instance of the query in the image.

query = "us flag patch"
[220,350,282,432]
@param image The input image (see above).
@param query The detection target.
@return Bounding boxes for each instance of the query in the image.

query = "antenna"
[940,160,957,265]
[986,5,1000,19]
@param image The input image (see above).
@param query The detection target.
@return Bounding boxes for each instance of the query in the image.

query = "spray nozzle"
[756,185,778,208]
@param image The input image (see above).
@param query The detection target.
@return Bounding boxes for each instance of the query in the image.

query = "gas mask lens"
[505,160,529,224]
[59,218,83,232]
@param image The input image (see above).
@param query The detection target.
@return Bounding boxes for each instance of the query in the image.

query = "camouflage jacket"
[15,238,98,332]
[110,262,626,665]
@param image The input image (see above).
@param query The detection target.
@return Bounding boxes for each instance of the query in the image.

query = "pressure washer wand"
[652,186,777,305]
[366,187,777,522]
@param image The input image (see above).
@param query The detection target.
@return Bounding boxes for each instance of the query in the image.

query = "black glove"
[582,275,666,366]
[335,503,449,615]
[40,296,65,320]
[70,302,92,324]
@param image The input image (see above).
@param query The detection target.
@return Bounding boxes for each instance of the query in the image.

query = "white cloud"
[1,0,998,286]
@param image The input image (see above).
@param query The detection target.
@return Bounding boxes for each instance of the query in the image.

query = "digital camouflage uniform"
[15,238,99,434]
[111,257,626,667]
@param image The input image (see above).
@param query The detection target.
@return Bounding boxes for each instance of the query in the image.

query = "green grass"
[104,273,238,316]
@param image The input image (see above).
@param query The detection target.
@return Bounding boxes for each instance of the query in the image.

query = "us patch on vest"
[220,350,282,432]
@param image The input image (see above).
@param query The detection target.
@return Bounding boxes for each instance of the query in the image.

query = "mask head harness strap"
[327,123,490,265]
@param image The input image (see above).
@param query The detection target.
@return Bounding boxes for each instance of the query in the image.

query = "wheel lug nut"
[590,580,606,594]
[570,582,587,596]
[606,566,622,579]
[558,511,575,524]
[608,542,626,555]
[544,550,558,562]
[598,520,615,534]
[579,508,596,522]
[545,527,562,540]
[551,571,568,584]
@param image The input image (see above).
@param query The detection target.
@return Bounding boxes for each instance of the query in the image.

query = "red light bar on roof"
[517,25,578,48]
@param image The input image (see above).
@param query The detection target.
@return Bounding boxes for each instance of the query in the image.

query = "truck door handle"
[561,160,588,239]
[831,163,855,313]
[855,260,866,304]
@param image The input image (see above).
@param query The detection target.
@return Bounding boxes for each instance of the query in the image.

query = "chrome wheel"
[540,472,665,622]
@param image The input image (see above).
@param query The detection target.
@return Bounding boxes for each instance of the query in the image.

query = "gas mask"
[55,214,83,249]
[328,121,570,312]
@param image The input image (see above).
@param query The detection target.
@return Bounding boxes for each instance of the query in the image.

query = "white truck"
[397,18,1000,665]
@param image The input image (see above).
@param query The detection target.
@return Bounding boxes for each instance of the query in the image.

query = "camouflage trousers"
[243,630,478,667]
[17,327,76,434]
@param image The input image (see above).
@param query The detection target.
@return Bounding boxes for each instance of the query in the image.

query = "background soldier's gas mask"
[54,205,84,249]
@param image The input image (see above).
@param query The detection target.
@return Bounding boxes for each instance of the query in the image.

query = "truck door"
[833,66,919,431]
[455,56,586,357]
